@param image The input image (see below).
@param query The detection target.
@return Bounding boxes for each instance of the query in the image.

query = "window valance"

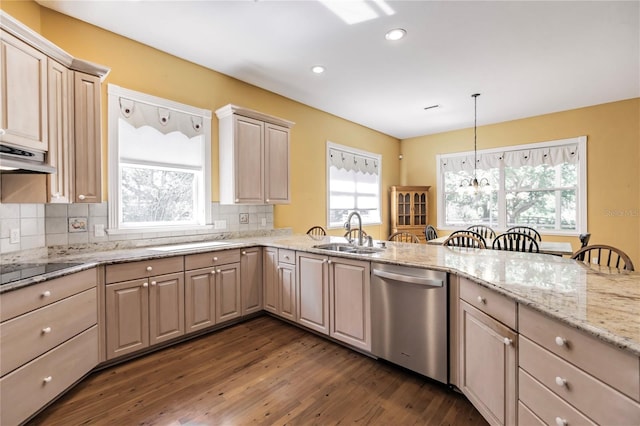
[119,97,204,138]
[329,148,379,175]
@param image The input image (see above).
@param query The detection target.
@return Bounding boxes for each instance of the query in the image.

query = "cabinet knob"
[217,270,221,274]
[78,194,86,200]
[266,199,270,203]
[555,417,568,426]
[277,266,281,271]
[503,337,512,346]
[235,199,240,203]
[43,376,53,384]
[151,281,157,286]
[555,376,567,387]
[242,251,247,255]
[211,270,216,275]
[477,296,486,304]
[0,128,6,137]
[146,266,153,272]
[555,336,567,347]
[284,255,290,260]
[327,260,332,264]
[42,290,52,298]
[213,257,218,262]
[42,327,52,334]
[142,282,149,288]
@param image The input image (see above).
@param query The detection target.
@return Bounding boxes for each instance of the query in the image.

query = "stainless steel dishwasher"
[371,262,448,383]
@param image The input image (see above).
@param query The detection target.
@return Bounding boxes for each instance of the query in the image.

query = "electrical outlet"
[10,228,20,244]
[261,218,267,227]
[94,224,105,237]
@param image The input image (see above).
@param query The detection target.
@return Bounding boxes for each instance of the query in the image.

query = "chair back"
[443,233,486,249]
[448,230,487,248]
[571,244,635,271]
[424,225,438,241]
[466,224,496,239]
[492,232,540,253]
[579,233,591,248]
[506,226,541,241]
[388,231,420,243]
[344,229,367,242]
[306,226,326,236]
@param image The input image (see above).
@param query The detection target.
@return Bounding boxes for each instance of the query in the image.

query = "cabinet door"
[73,71,101,203]
[296,252,329,335]
[215,263,241,323]
[413,191,427,226]
[149,272,184,345]
[278,263,296,321]
[47,59,73,203]
[241,248,263,315]
[0,30,48,151]
[105,278,149,360]
[459,300,517,426]
[234,115,264,203]
[264,123,290,204]
[263,248,279,314]
[329,258,371,352]
[185,268,215,333]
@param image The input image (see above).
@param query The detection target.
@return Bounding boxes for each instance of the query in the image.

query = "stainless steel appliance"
[0,144,56,173]
[371,262,448,383]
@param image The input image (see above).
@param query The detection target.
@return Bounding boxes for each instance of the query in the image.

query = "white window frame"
[107,84,212,234]
[326,141,382,229]
[436,136,587,235]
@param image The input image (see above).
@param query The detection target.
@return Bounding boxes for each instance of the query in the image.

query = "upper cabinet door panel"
[265,123,290,204]
[234,115,264,203]
[0,30,48,151]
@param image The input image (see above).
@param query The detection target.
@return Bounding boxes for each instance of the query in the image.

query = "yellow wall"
[1,1,401,239]
[401,98,640,266]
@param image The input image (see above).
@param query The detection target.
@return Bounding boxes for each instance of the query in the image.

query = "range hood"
[0,144,56,174]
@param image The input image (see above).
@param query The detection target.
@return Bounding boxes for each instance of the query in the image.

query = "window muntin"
[327,142,382,229]
[438,137,586,234]
[108,85,211,232]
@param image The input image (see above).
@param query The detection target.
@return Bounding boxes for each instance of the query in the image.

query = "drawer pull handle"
[42,327,52,334]
[217,270,221,274]
[327,260,332,264]
[42,290,52,298]
[211,270,216,275]
[213,257,218,262]
[555,336,567,347]
[146,266,153,272]
[142,282,149,288]
[555,376,567,387]
[242,251,247,255]
[151,281,157,286]
[43,376,53,384]
[503,337,512,346]
[555,417,568,426]
[78,194,86,200]
[477,296,486,304]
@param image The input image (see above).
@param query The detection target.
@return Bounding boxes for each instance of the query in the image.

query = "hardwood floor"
[29,316,487,425]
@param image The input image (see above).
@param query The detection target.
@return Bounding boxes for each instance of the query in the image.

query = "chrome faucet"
[344,211,364,246]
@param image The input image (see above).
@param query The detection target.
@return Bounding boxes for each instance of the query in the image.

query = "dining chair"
[571,244,635,271]
[466,224,496,239]
[306,225,327,236]
[424,225,438,241]
[388,231,421,244]
[442,233,486,249]
[506,226,541,241]
[492,232,540,253]
[447,230,487,248]
[344,229,367,240]
[574,233,591,260]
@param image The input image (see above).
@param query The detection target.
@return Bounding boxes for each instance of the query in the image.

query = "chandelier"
[459,93,490,192]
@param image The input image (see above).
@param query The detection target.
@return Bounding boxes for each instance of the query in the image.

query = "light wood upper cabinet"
[389,185,430,242]
[0,30,48,151]
[47,59,73,203]
[216,104,294,205]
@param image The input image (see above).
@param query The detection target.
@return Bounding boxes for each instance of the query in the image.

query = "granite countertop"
[2,234,639,356]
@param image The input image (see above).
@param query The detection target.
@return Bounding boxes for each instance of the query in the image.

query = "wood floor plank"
[28,316,487,425]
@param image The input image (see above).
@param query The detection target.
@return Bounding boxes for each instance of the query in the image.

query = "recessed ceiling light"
[311,65,325,74]
[385,28,406,41]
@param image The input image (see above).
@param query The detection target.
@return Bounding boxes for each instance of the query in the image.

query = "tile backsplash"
[0,202,274,254]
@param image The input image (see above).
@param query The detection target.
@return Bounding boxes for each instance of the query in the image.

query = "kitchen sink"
[313,243,384,255]
[147,241,233,252]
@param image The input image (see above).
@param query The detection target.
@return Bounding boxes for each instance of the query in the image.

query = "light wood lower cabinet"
[329,257,371,352]
[459,300,517,426]
[296,251,330,335]
[240,247,263,315]
[262,247,296,321]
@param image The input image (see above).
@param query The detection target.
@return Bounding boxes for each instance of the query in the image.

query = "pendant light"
[460,93,490,192]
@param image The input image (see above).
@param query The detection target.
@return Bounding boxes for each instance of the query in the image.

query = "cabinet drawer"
[106,256,183,284]
[0,325,97,426]
[0,268,96,322]
[185,249,240,270]
[1,287,96,376]
[459,277,516,329]
[519,335,640,425]
[519,368,596,426]
[517,401,545,426]
[519,304,639,401]
[278,249,295,265]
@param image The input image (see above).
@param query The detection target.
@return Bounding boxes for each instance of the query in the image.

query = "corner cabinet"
[389,185,430,242]
[216,104,294,205]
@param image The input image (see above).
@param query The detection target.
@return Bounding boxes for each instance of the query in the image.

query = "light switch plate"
[9,228,20,244]
[94,224,105,237]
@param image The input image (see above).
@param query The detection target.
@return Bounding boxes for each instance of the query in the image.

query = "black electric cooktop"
[0,263,83,286]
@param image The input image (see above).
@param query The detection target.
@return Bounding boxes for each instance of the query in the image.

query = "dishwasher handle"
[373,268,444,287]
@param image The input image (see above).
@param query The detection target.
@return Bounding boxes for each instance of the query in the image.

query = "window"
[437,136,586,235]
[107,85,212,232]
[327,142,382,229]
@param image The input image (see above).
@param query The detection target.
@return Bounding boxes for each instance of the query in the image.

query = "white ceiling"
[37,0,639,139]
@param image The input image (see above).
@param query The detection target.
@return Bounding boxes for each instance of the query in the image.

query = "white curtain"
[119,97,204,139]
[329,148,379,175]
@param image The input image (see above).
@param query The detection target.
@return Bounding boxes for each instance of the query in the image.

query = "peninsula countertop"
[2,234,638,356]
